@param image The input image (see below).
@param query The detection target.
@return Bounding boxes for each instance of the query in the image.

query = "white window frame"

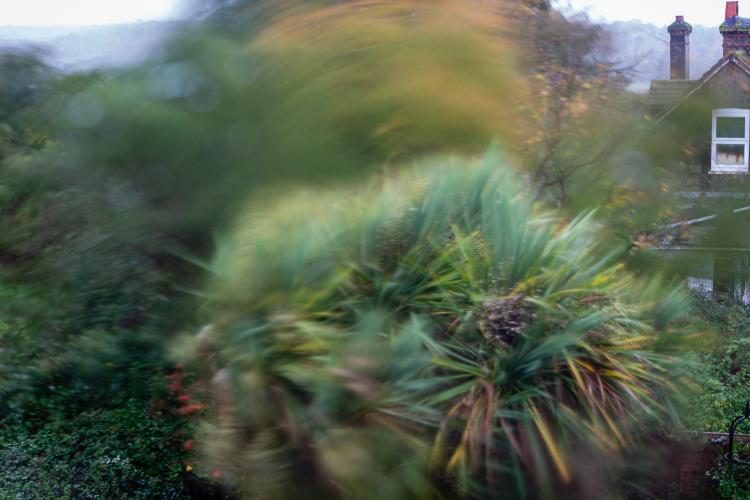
[711,108,750,174]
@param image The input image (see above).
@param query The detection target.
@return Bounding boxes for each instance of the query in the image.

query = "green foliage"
[0,319,194,498]
[681,295,750,499]
[0,2,527,495]
[24,1,521,237]
[0,399,188,499]
[0,49,205,498]
[0,48,55,156]
[180,149,693,498]
[683,295,750,433]
[0,160,200,497]
[0,2,699,498]
[705,442,750,499]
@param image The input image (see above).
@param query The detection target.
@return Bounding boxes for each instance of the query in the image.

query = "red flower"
[178,394,191,403]
[183,439,194,450]
[177,403,206,415]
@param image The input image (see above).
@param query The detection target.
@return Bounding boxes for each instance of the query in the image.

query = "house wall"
[653,65,750,194]
[651,61,750,305]
[711,64,750,107]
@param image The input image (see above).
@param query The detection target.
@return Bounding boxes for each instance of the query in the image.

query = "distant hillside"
[603,21,723,92]
[0,22,178,72]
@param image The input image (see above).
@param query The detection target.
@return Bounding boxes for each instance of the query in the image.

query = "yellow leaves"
[611,335,649,347]
[568,99,590,119]
[609,191,635,207]
[528,404,571,483]
[567,356,586,394]
[446,443,466,471]
[590,273,611,288]
[574,359,596,372]
[633,233,654,250]
[372,117,404,137]
[601,369,636,382]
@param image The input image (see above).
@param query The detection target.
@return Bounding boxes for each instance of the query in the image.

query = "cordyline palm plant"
[179,149,692,499]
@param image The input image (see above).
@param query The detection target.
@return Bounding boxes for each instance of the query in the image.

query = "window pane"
[716,143,746,165]
[716,116,746,138]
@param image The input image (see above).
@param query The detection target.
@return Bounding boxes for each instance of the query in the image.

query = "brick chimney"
[668,15,692,79]
[721,1,750,57]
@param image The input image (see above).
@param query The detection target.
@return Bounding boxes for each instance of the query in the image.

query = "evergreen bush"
[180,150,693,498]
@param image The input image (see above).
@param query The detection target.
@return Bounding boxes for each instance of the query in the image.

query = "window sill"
[710,168,749,174]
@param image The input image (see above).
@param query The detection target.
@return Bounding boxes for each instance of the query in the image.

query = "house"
[649,1,750,303]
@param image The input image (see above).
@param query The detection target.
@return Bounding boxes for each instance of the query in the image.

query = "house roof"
[650,53,750,126]
[648,79,695,113]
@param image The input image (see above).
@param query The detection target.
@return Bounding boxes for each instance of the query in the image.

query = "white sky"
[0,0,735,27]
[558,0,736,26]
[0,0,180,26]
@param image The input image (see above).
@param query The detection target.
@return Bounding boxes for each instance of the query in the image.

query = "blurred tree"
[0,43,206,499]
[511,0,639,208]
[0,48,56,156]
[27,0,525,241]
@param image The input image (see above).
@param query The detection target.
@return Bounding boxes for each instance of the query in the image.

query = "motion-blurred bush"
[178,149,693,498]
[0,1,700,498]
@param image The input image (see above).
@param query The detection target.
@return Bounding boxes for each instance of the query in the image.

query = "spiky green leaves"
[184,149,692,498]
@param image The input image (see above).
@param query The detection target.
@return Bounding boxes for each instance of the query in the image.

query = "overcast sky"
[559,0,735,26]
[0,0,180,26]
[0,0,737,27]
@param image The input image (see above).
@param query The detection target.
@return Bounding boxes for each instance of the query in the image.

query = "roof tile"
[648,79,696,114]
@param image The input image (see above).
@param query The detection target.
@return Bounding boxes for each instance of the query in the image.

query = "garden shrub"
[0,323,196,498]
[685,294,750,433]
[679,294,750,498]
[0,400,189,499]
[178,150,694,499]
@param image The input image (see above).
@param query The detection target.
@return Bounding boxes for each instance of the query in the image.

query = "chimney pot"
[676,15,684,22]
[727,1,739,20]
